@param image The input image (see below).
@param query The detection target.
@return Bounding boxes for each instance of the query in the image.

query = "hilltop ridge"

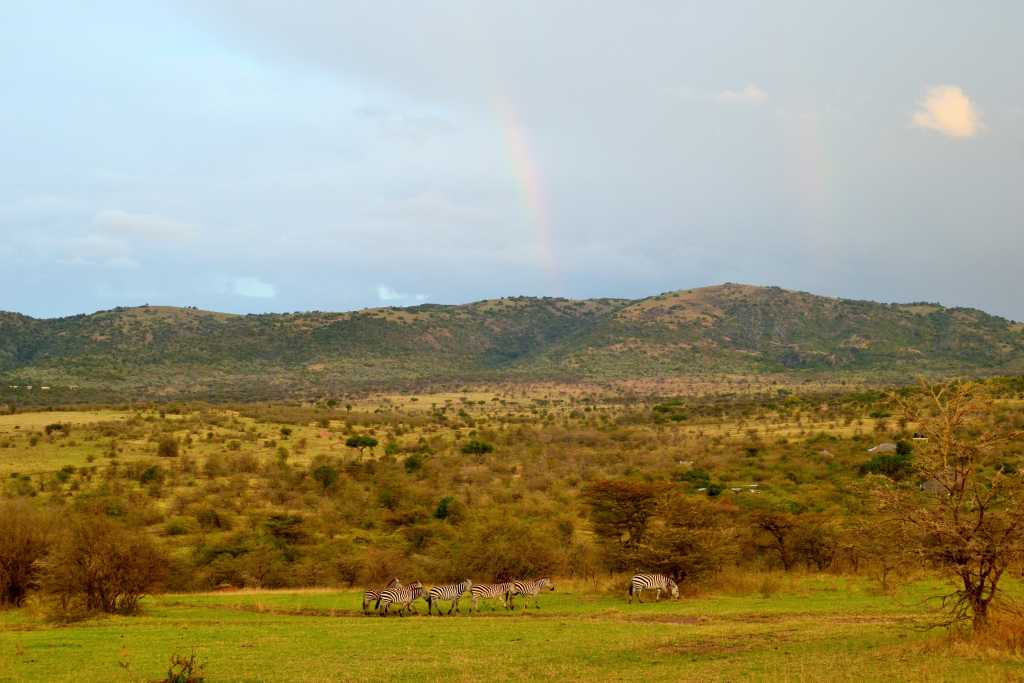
[2,284,1022,399]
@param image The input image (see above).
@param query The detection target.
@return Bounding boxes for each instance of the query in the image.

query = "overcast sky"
[3,2,1022,319]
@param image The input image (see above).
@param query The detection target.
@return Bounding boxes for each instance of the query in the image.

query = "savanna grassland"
[3,576,1024,682]
[2,376,1024,681]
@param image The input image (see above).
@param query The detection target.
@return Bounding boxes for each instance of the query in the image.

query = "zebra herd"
[361,573,678,616]
[362,577,555,616]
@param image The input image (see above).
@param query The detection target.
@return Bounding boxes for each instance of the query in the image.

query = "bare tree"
[880,380,1024,631]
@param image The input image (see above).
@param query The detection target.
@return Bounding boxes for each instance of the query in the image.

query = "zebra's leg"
[447,599,456,615]
[655,588,662,602]
[636,589,643,604]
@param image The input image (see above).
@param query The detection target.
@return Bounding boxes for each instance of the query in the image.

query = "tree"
[312,465,339,494]
[636,494,732,583]
[880,380,1024,631]
[583,480,663,568]
[0,501,54,606]
[345,435,378,455]
[44,515,168,613]
[751,511,797,571]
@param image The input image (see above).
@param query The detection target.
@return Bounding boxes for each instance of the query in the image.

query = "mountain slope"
[1,284,1022,398]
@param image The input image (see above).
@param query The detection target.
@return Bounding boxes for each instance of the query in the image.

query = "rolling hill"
[2,284,1022,400]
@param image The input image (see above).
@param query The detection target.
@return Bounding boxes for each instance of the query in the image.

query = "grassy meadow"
[3,575,1024,682]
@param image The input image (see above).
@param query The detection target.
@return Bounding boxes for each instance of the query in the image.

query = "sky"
[2,1,1022,320]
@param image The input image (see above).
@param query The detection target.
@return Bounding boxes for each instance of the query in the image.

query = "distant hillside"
[2,284,1022,400]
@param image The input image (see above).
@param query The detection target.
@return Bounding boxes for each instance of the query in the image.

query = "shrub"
[44,515,168,613]
[45,423,69,436]
[312,465,339,493]
[433,496,463,521]
[0,501,54,606]
[674,468,710,488]
[460,440,494,455]
[859,452,913,480]
[157,437,179,458]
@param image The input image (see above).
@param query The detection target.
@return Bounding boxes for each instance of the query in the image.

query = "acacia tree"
[582,480,663,569]
[750,511,797,571]
[637,494,733,584]
[881,381,1024,631]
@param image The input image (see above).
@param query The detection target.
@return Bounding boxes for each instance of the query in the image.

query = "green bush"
[460,440,494,455]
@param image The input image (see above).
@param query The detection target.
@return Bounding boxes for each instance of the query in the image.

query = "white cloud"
[911,85,981,138]
[233,277,277,298]
[376,285,428,304]
[94,209,200,241]
[713,84,769,105]
[57,233,140,269]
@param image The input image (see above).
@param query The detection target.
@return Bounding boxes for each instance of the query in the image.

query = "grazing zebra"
[378,580,424,616]
[627,573,679,604]
[469,582,514,612]
[509,578,555,610]
[425,579,472,615]
[362,577,401,614]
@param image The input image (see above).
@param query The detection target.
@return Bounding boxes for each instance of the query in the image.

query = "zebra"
[627,573,679,604]
[425,579,472,615]
[469,582,514,612]
[378,580,424,616]
[508,578,555,610]
[362,577,401,614]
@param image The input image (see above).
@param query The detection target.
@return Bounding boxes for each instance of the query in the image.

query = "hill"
[1,283,1022,399]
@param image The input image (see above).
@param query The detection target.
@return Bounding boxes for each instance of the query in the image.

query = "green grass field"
[2,576,1022,682]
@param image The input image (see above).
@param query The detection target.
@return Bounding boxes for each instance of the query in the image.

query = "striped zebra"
[362,577,401,614]
[469,582,514,612]
[378,580,424,616]
[508,578,554,610]
[627,573,679,604]
[425,579,472,615]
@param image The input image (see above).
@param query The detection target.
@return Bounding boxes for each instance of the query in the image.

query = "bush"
[157,437,179,458]
[0,501,54,606]
[433,496,464,522]
[312,465,339,493]
[460,440,494,455]
[44,515,168,614]
[674,468,710,488]
[859,451,913,480]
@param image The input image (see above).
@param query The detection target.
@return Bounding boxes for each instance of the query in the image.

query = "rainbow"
[493,95,559,283]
